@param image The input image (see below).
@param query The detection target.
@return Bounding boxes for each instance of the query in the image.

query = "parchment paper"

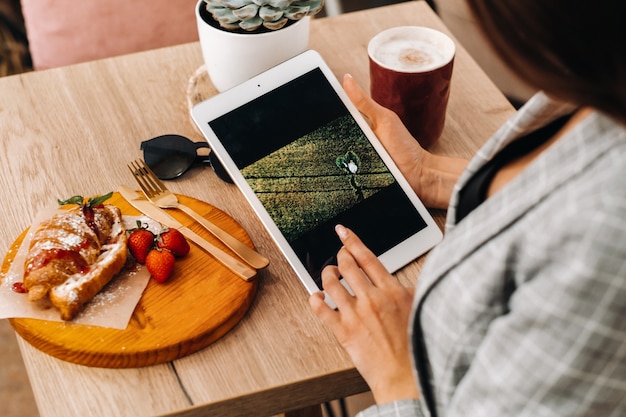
[0,208,159,329]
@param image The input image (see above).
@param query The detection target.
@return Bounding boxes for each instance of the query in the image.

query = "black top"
[456,115,572,223]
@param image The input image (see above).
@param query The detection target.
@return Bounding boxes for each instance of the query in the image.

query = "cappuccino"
[371,39,451,72]
[368,26,455,73]
[368,26,456,148]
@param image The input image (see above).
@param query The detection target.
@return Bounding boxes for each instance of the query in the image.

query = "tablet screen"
[207,67,428,289]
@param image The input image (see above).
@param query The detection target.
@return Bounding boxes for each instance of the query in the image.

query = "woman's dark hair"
[465,0,626,124]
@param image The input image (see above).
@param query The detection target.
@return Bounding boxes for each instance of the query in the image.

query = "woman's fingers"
[343,74,383,125]
[309,225,419,404]
[342,74,428,202]
[310,225,393,313]
[309,290,337,324]
[335,225,394,290]
[321,263,355,307]
[343,73,406,137]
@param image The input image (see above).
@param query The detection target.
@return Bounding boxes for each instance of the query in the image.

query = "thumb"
[342,73,388,129]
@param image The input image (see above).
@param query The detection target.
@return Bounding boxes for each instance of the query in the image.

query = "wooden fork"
[128,159,269,269]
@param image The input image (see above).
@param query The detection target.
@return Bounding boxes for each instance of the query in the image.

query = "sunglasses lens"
[141,134,233,183]
[141,135,197,180]
[149,151,196,179]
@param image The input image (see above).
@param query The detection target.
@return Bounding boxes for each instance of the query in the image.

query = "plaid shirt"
[359,92,626,417]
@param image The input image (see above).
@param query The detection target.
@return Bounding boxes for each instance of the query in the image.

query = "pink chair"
[20,0,199,70]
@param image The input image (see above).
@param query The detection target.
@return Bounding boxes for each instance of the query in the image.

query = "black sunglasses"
[140,134,232,183]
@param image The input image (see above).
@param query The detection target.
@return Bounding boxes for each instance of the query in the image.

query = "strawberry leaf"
[57,192,113,207]
[129,220,150,232]
[88,192,113,207]
[57,195,84,206]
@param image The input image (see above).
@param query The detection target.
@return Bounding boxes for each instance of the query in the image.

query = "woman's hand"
[343,74,468,209]
[309,225,419,405]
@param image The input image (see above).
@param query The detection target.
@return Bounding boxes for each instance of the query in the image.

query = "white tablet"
[192,50,442,304]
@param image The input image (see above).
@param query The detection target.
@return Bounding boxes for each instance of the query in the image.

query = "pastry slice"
[23,194,127,320]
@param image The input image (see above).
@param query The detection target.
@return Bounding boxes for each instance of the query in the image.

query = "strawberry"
[156,228,190,258]
[127,221,155,264]
[145,248,176,283]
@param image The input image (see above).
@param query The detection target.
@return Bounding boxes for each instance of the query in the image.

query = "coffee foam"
[369,28,455,72]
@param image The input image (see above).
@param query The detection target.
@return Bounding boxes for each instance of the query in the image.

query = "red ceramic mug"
[368,26,456,149]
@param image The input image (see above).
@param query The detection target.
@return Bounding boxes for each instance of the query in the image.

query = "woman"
[309,1,626,416]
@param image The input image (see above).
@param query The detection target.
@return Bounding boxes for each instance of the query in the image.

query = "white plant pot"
[195,0,311,92]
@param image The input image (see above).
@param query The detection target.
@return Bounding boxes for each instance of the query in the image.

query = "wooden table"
[0,2,515,416]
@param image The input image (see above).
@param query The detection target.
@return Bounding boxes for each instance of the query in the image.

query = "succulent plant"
[202,0,325,32]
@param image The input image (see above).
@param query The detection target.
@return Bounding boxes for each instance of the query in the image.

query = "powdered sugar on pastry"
[23,204,128,320]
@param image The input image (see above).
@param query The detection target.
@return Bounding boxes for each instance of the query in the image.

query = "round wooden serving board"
[1,192,259,368]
